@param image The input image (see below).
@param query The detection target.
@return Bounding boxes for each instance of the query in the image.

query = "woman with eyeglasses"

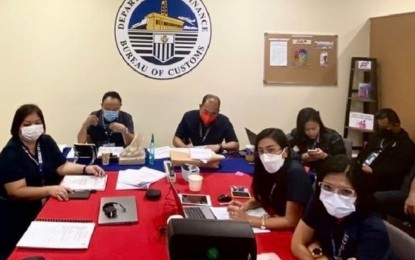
[291,154,391,260]
[227,128,312,230]
[289,107,346,175]
[0,104,106,258]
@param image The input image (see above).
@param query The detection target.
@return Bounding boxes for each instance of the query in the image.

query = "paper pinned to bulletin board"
[263,33,338,85]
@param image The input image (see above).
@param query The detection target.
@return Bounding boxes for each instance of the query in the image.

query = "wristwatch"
[311,247,323,258]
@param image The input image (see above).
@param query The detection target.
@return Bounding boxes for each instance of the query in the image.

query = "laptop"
[167,177,216,220]
[98,196,138,225]
[245,128,257,145]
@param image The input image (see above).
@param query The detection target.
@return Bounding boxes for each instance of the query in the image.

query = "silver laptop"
[245,128,257,145]
[167,177,215,220]
[98,196,138,225]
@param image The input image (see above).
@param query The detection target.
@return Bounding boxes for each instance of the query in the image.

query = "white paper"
[116,167,166,190]
[270,41,288,66]
[209,207,270,233]
[17,221,95,249]
[189,148,212,163]
[154,146,171,159]
[66,148,75,159]
[98,146,124,157]
[61,175,107,191]
[58,144,68,153]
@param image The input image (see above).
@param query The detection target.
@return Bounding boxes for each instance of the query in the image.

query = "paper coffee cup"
[188,174,203,192]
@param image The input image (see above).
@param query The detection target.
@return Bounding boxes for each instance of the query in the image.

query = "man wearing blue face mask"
[77,91,135,148]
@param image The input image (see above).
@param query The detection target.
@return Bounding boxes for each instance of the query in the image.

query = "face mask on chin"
[21,124,44,142]
[260,153,285,173]
[379,129,394,138]
[319,189,356,219]
[200,112,215,125]
[103,110,119,122]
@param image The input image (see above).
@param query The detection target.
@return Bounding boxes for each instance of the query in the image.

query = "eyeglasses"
[257,146,283,156]
[318,182,355,197]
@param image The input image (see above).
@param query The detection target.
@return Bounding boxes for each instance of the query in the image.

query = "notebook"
[98,196,138,225]
[245,128,257,145]
[17,219,95,249]
[167,177,215,220]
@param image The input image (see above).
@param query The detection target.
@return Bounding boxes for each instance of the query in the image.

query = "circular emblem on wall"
[115,0,212,80]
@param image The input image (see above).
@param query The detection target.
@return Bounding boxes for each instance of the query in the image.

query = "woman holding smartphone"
[289,107,346,176]
[227,128,312,230]
[291,155,391,259]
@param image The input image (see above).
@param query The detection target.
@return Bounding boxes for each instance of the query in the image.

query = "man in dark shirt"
[77,91,135,148]
[173,94,239,152]
[357,108,415,192]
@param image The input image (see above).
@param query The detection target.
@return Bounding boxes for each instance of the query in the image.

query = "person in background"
[77,91,135,148]
[289,107,346,176]
[173,94,239,153]
[227,128,312,230]
[291,155,391,260]
[0,104,106,258]
[356,108,415,192]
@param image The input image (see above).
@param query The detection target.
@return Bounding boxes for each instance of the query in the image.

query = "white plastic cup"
[188,174,203,192]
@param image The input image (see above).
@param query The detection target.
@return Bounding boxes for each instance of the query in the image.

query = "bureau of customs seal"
[115,0,212,80]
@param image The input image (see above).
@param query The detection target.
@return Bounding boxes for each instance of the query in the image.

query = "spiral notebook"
[17,219,95,249]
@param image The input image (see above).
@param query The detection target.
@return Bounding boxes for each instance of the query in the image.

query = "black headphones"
[102,202,126,218]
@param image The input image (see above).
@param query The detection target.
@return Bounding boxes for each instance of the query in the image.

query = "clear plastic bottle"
[148,133,155,165]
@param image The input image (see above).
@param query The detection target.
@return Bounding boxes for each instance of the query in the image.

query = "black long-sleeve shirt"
[357,129,415,192]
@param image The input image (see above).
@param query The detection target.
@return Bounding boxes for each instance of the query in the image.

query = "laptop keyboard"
[184,207,206,219]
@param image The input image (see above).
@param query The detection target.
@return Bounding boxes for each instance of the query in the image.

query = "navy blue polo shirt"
[0,135,66,256]
[174,110,238,146]
[256,159,313,216]
[302,198,391,259]
[87,110,134,148]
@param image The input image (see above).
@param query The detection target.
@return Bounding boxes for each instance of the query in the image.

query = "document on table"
[61,175,107,191]
[97,146,124,157]
[190,148,212,163]
[154,146,171,159]
[210,207,271,233]
[116,167,166,190]
[17,220,95,249]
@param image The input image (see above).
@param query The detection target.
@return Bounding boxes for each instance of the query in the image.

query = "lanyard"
[331,231,349,259]
[199,123,211,143]
[22,143,45,185]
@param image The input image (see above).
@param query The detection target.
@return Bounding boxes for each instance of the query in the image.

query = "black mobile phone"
[68,190,91,200]
[231,190,251,199]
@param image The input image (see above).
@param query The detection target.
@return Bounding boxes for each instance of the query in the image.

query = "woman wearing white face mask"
[291,155,391,260]
[0,104,106,258]
[227,128,312,230]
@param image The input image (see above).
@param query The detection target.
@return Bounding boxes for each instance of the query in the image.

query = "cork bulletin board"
[263,33,338,85]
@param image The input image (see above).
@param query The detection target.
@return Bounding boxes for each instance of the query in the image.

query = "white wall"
[1,0,415,148]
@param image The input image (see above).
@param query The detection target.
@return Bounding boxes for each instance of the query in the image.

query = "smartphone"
[68,190,91,200]
[230,186,251,199]
[231,190,251,199]
[307,149,318,153]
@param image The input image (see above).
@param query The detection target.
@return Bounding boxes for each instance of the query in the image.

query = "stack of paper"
[154,146,171,159]
[189,148,212,163]
[116,167,166,190]
[17,220,95,249]
[97,146,124,157]
[209,207,271,233]
[61,175,108,191]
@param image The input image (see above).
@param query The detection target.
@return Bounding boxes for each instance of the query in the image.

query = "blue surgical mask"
[103,110,119,122]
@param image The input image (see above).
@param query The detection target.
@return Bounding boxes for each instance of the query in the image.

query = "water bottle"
[148,133,155,165]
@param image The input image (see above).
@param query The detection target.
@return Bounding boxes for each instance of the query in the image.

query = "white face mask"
[21,124,44,142]
[319,189,356,219]
[260,153,285,173]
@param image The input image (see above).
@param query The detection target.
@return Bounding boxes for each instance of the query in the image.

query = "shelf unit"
[343,57,378,152]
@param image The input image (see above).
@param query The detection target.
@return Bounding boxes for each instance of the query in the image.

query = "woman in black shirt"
[0,104,106,258]
[227,128,312,230]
